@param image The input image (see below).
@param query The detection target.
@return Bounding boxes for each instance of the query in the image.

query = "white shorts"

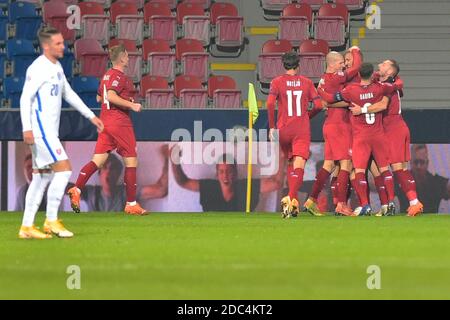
[30,136,68,169]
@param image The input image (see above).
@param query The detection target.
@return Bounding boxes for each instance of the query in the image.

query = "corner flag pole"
[246,83,259,213]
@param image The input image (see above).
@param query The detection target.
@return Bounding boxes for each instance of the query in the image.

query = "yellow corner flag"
[246,83,259,213]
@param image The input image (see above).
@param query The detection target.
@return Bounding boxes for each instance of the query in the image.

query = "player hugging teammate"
[270,48,423,218]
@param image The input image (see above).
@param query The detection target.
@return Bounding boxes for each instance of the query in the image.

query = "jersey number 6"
[364,103,376,124]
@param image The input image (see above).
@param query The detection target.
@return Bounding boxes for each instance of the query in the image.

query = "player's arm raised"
[62,75,104,132]
[20,69,44,145]
[169,144,200,192]
[345,46,362,80]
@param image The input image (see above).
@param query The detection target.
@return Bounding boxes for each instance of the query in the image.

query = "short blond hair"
[38,26,61,44]
[109,44,127,63]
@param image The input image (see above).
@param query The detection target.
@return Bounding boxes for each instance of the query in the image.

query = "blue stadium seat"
[0,52,6,79]
[0,0,8,9]
[3,77,25,108]
[59,42,74,80]
[0,12,7,42]
[9,2,43,40]
[6,39,38,77]
[71,76,100,108]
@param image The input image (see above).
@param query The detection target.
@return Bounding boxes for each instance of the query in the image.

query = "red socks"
[394,169,418,201]
[355,172,369,206]
[374,175,388,205]
[288,168,304,201]
[330,176,338,205]
[337,170,350,203]
[75,161,98,190]
[381,171,395,202]
[124,167,137,203]
[310,168,331,201]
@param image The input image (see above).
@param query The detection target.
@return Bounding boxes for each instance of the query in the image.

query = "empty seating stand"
[140,75,174,108]
[71,76,100,108]
[314,3,349,48]
[174,75,207,108]
[299,39,329,83]
[279,3,313,47]
[110,2,144,45]
[176,38,209,83]
[43,0,75,42]
[78,2,110,46]
[74,39,108,77]
[6,39,38,77]
[177,3,210,46]
[8,2,42,41]
[143,39,176,82]
[3,76,25,108]
[147,0,178,11]
[144,2,177,47]
[208,75,241,109]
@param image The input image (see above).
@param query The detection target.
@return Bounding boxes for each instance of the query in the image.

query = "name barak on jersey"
[286,80,301,87]
[360,92,374,100]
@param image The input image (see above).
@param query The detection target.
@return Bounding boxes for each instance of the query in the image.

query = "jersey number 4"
[287,90,303,117]
[103,84,110,110]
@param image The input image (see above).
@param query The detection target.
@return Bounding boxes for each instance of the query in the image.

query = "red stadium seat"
[279,4,313,47]
[182,0,211,10]
[115,0,145,10]
[176,39,209,83]
[43,0,75,42]
[314,3,349,47]
[78,2,110,45]
[261,0,293,19]
[208,75,241,109]
[144,3,177,46]
[108,39,142,83]
[177,3,210,46]
[85,0,109,7]
[143,39,176,82]
[110,2,144,44]
[74,39,108,77]
[258,40,293,92]
[332,0,365,11]
[174,75,208,108]
[210,3,244,51]
[299,39,329,82]
[298,0,328,11]
[147,0,178,11]
[140,75,174,108]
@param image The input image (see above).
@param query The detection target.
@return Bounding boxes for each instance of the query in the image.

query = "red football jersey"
[97,68,134,127]
[341,82,396,136]
[268,74,321,130]
[318,71,351,124]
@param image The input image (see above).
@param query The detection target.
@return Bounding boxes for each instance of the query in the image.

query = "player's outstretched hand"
[350,103,362,115]
[23,130,34,145]
[131,102,142,113]
[170,144,182,164]
[91,116,104,133]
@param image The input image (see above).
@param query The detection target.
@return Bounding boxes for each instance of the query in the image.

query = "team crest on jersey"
[56,148,62,155]
[112,80,119,87]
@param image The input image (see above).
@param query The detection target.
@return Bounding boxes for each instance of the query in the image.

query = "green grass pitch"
[0,212,449,300]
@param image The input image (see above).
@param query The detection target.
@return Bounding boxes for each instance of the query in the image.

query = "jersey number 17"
[287,90,302,117]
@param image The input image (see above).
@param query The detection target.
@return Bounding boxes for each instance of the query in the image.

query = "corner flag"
[246,83,259,213]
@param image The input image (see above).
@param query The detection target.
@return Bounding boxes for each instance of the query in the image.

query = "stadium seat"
[176,39,209,83]
[74,39,108,77]
[0,52,6,79]
[143,39,175,82]
[108,39,142,83]
[177,3,210,46]
[210,2,244,54]
[314,3,349,47]
[299,39,329,82]
[110,2,144,44]
[258,40,293,92]
[140,75,174,108]
[261,0,293,19]
[182,0,211,10]
[115,0,145,10]
[208,75,241,109]
[332,0,365,11]
[8,2,43,41]
[71,76,100,108]
[78,2,110,45]
[6,39,38,77]
[174,75,207,108]
[298,0,328,11]
[43,0,76,42]
[144,3,177,46]
[0,0,8,9]
[279,4,312,47]
[85,0,110,7]
[3,77,25,108]
[147,0,177,10]
[60,42,75,80]
[0,12,7,42]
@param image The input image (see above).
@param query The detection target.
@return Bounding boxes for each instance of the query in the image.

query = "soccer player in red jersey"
[321,63,400,216]
[68,44,147,215]
[304,47,362,216]
[376,60,423,216]
[267,52,325,218]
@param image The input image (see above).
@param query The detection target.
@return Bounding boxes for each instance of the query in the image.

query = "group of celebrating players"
[17,26,423,239]
[267,46,424,218]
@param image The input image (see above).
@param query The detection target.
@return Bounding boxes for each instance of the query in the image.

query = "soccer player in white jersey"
[18,26,104,239]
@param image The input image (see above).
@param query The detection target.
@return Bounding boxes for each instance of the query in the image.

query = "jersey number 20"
[287,90,303,117]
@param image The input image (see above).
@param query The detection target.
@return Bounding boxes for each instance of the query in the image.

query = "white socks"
[46,171,72,222]
[22,173,52,227]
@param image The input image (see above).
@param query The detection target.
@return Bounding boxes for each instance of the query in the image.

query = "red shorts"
[352,133,390,169]
[323,123,352,161]
[279,125,310,161]
[384,119,410,164]
[94,125,137,157]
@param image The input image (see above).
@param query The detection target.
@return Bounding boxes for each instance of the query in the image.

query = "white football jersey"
[20,55,95,138]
